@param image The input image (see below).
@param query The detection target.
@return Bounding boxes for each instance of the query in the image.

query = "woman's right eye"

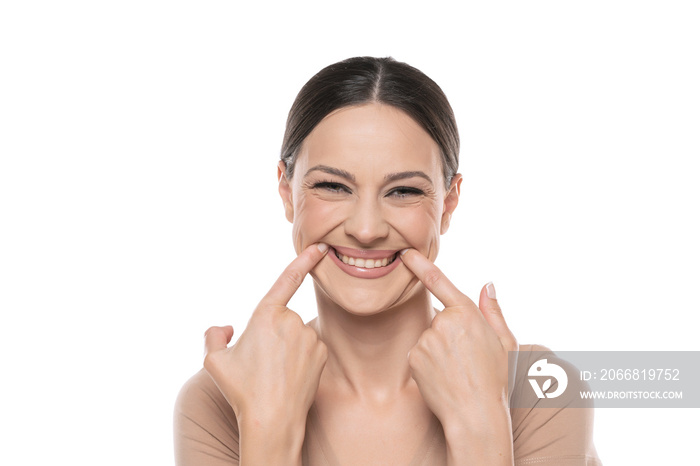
[312,182,350,194]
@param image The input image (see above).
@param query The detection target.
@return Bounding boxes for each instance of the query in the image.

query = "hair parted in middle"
[280,56,460,190]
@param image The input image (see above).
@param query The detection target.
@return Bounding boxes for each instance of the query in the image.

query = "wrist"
[441,396,509,434]
[238,416,306,465]
[442,403,513,465]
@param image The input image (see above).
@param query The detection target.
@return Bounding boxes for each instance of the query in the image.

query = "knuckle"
[252,308,278,329]
[203,352,218,372]
[431,313,448,332]
[457,291,471,303]
[276,313,295,334]
[302,325,318,341]
[487,305,504,317]
[284,269,305,289]
[417,331,432,349]
[506,335,519,352]
[251,305,271,319]
[408,341,428,366]
[407,349,418,367]
[423,270,442,288]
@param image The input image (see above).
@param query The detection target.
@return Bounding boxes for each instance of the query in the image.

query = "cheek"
[291,195,344,251]
[388,204,443,248]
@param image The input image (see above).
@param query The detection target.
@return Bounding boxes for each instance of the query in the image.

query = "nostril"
[343,210,391,243]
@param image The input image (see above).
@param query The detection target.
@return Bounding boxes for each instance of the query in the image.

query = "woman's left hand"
[401,248,518,462]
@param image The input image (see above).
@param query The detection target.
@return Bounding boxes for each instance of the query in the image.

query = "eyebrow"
[304,165,433,186]
[384,171,433,185]
[304,165,355,182]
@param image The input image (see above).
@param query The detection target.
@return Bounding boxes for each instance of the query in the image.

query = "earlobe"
[283,202,294,223]
[277,161,294,223]
[440,212,452,234]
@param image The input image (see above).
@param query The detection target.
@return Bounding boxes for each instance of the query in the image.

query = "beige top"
[174,344,602,465]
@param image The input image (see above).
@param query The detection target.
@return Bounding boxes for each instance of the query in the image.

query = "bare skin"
[204,103,517,465]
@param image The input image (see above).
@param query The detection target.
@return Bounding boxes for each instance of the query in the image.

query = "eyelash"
[310,181,425,198]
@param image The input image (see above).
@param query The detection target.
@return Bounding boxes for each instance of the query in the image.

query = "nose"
[343,196,390,245]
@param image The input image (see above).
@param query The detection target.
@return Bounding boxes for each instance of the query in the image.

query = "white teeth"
[335,250,397,269]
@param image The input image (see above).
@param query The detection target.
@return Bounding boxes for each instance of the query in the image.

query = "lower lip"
[328,248,402,279]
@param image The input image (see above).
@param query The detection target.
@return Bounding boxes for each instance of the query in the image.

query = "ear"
[440,173,462,234]
[277,160,294,223]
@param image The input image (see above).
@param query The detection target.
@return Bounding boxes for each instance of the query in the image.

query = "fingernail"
[400,248,409,256]
[317,243,329,253]
[486,281,497,299]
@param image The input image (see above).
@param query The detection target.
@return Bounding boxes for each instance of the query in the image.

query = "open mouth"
[328,246,402,279]
[332,249,399,269]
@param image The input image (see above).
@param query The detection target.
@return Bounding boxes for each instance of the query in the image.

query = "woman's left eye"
[387,187,424,198]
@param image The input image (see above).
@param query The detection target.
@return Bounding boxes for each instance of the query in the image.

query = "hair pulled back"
[280,56,459,189]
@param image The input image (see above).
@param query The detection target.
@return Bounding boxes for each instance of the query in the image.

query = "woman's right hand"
[203,243,330,434]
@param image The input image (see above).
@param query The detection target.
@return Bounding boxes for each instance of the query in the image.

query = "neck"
[310,283,436,403]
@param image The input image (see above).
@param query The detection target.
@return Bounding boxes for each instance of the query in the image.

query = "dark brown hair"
[280,56,460,189]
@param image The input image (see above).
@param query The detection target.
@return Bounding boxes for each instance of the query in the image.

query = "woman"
[174,56,601,465]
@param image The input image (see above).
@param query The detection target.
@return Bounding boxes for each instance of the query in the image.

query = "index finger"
[400,248,475,309]
[260,243,330,307]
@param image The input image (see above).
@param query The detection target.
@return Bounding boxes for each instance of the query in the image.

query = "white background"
[1,1,698,465]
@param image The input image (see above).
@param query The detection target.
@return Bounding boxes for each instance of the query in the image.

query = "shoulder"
[174,369,240,465]
[175,368,232,417]
[510,344,602,466]
[515,344,588,393]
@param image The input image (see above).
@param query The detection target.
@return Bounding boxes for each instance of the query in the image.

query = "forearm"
[238,417,306,466]
[443,405,514,466]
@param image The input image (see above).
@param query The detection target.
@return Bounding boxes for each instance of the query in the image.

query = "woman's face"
[278,103,461,316]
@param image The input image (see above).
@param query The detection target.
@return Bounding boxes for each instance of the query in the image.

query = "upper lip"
[331,245,400,260]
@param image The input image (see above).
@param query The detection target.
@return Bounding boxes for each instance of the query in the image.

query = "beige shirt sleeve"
[511,344,602,466]
[174,369,240,466]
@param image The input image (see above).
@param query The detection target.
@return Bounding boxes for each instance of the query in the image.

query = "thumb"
[203,325,234,357]
[478,282,515,348]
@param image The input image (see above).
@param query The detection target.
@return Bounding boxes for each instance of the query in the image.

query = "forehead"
[296,103,442,177]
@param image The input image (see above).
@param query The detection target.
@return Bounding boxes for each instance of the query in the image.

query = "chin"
[311,258,420,317]
[330,291,404,317]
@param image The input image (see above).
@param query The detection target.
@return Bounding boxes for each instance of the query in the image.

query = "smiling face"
[278,103,462,316]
